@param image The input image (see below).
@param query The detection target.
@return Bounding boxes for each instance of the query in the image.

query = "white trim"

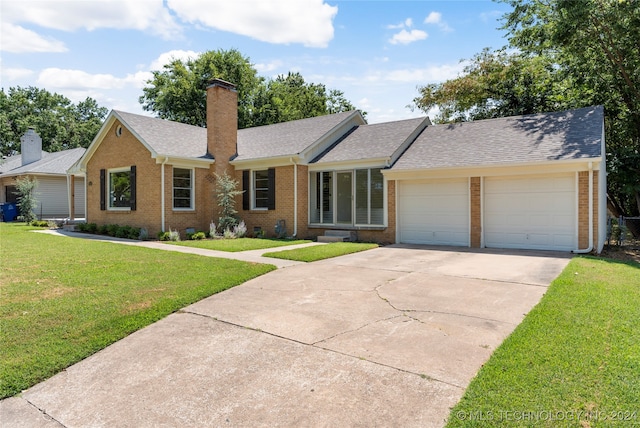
[597,125,607,253]
[292,159,298,237]
[480,176,484,248]
[231,155,303,170]
[383,157,604,181]
[308,158,389,171]
[172,166,195,211]
[106,167,132,211]
[251,169,269,211]
[161,157,167,232]
[154,156,213,168]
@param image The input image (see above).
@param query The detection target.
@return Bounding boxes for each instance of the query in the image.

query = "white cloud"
[0,23,67,53]
[37,68,151,91]
[424,11,453,33]
[364,62,465,84]
[255,60,284,73]
[1,66,35,81]
[386,18,413,30]
[389,29,428,45]
[149,50,200,71]
[166,0,337,48]
[2,0,181,40]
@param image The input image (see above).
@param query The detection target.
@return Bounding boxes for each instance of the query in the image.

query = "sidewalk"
[34,229,325,269]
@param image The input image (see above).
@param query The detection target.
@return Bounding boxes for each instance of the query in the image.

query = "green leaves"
[138,49,361,130]
[0,87,107,156]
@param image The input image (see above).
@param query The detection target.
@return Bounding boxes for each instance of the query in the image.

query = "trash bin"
[1,202,18,222]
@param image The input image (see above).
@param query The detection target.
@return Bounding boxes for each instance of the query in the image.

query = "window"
[109,168,131,209]
[173,168,193,209]
[101,166,136,211]
[242,169,276,211]
[253,170,269,209]
[310,168,384,226]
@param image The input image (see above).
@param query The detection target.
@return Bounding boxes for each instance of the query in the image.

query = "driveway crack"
[311,314,403,346]
[23,397,68,427]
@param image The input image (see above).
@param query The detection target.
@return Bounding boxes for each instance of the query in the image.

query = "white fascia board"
[155,155,214,168]
[231,155,303,170]
[308,157,390,171]
[383,157,603,180]
[70,110,161,173]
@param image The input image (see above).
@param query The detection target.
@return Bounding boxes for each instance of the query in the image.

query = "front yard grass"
[263,242,378,262]
[166,237,311,252]
[0,223,275,399]
[447,256,640,427]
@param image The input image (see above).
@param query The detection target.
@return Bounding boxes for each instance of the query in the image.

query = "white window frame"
[252,169,269,210]
[172,167,194,211]
[309,168,385,227]
[107,167,131,211]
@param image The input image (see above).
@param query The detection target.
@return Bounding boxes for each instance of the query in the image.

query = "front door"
[336,171,353,224]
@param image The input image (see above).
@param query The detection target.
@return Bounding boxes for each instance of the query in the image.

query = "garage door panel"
[399,179,469,246]
[484,175,575,251]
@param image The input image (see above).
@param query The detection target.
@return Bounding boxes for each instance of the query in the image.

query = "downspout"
[66,174,72,220]
[573,162,593,253]
[160,157,168,232]
[290,157,298,237]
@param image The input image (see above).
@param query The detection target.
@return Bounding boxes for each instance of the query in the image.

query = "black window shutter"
[242,170,250,211]
[130,165,137,211]
[267,168,276,210]
[100,169,106,210]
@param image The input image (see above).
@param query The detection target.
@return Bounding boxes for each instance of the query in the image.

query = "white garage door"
[484,174,575,251]
[398,178,469,246]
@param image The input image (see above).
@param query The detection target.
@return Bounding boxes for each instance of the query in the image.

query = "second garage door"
[484,174,576,251]
[398,178,469,246]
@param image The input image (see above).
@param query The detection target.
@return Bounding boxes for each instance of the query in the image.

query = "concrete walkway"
[2,236,572,427]
[33,229,325,268]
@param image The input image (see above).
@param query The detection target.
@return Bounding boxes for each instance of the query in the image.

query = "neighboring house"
[69,79,606,253]
[0,129,85,219]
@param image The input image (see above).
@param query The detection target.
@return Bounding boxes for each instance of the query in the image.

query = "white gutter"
[290,157,298,237]
[160,157,168,232]
[573,162,593,253]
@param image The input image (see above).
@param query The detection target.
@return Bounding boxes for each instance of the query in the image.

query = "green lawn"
[165,237,311,252]
[263,242,378,262]
[0,223,275,399]
[447,256,640,427]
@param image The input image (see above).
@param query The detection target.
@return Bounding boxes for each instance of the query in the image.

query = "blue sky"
[1,0,512,124]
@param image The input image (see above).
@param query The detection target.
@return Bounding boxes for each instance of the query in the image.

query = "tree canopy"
[0,87,108,156]
[139,49,361,130]
[413,0,640,216]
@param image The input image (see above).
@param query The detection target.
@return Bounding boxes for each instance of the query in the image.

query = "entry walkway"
[34,229,325,268]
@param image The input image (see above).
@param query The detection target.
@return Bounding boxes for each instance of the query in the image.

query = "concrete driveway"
[2,245,571,427]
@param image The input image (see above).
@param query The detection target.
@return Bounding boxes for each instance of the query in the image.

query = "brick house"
[69,78,606,253]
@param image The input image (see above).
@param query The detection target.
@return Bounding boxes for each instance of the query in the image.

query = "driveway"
[2,245,571,427]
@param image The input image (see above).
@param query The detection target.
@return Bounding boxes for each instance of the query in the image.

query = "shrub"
[157,231,171,241]
[106,224,120,237]
[233,221,247,238]
[76,223,87,232]
[86,223,98,234]
[168,228,180,241]
[223,228,236,239]
[15,176,38,223]
[30,220,49,227]
[190,231,206,240]
[97,224,109,235]
[139,228,149,240]
[209,221,217,238]
[215,172,242,232]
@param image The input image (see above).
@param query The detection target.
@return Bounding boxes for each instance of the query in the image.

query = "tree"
[139,49,362,129]
[214,172,243,233]
[413,48,576,123]
[139,49,263,129]
[15,176,38,223]
[499,0,640,216]
[412,0,640,215]
[0,87,107,156]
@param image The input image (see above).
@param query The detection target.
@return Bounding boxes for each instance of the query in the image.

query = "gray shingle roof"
[0,147,86,176]
[114,111,209,159]
[391,106,604,171]
[235,111,359,161]
[313,117,427,163]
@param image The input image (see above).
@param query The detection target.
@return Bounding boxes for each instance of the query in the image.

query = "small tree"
[15,176,38,222]
[214,172,244,233]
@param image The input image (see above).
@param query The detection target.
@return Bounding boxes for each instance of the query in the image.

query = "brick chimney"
[21,128,42,166]
[206,79,238,177]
